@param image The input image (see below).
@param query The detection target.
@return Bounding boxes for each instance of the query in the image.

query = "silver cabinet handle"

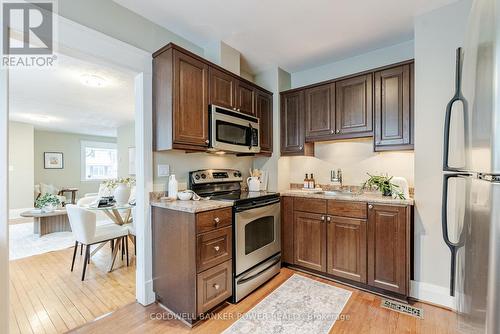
[214,217,220,223]
[336,129,340,134]
[321,216,325,221]
[299,145,303,150]
[368,204,373,209]
[327,216,331,222]
[330,129,334,134]
[237,108,241,112]
[214,245,220,252]
[213,284,220,290]
[205,139,209,144]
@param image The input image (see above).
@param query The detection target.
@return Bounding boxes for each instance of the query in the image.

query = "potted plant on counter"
[362,173,405,199]
[35,193,61,213]
[104,177,136,205]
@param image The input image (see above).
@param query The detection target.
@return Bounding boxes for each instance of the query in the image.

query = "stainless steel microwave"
[209,105,260,154]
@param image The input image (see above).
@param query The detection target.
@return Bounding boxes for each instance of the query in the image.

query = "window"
[81,141,117,181]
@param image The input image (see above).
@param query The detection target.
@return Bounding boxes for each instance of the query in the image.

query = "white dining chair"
[66,205,129,280]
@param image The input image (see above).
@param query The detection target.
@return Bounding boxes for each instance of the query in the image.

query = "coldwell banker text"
[2,1,57,68]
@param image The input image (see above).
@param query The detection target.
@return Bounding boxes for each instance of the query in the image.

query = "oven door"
[234,201,281,276]
[210,105,260,153]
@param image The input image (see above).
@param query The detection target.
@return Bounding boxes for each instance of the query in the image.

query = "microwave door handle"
[248,123,253,150]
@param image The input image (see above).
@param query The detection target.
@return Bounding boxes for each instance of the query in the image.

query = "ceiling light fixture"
[80,74,107,88]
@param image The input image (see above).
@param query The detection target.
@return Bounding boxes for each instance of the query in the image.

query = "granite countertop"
[151,199,233,213]
[281,189,414,206]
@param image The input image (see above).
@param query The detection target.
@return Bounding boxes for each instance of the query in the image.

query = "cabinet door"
[209,67,236,109]
[305,83,335,140]
[281,91,313,156]
[235,80,255,115]
[374,64,413,151]
[294,211,326,272]
[281,196,294,264]
[335,74,373,137]
[256,90,273,154]
[367,204,408,294]
[327,216,367,283]
[173,50,209,147]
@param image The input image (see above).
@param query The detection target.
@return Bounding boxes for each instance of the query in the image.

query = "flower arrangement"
[103,177,136,190]
[362,173,405,199]
[35,193,61,209]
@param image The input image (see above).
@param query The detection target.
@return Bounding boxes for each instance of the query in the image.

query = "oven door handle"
[234,198,280,212]
[236,257,281,285]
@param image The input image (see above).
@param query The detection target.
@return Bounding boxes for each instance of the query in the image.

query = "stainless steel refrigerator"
[441,0,500,333]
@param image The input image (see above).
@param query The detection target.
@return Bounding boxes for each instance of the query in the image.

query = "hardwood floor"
[9,242,136,334]
[70,268,457,334]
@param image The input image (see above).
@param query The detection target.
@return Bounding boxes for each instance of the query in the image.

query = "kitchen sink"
[314,190,360,196]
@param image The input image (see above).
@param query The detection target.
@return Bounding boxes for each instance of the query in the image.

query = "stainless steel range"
[189,169,281,303]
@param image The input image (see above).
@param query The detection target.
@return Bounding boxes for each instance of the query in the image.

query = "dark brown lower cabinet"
[293,211,326,272]
[327,216,367,283]
[283,196,411,299]
[367,204,408,295]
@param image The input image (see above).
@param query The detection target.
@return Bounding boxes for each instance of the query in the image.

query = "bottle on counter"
[309,173,315,189]
[168,174,178,199]
[304,174,309,189]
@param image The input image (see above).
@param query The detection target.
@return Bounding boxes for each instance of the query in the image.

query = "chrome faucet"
[330,169,343,187]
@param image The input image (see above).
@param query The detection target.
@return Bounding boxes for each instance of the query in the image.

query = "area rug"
[223,274,352,334]
[9,220,110,260]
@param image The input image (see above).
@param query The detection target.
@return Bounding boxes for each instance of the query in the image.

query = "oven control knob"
[236,172,242,177]
[201,173,206,179]
[194,174,200,180]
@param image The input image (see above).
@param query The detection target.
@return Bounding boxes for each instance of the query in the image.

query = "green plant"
[103,177,136,190]
[362,173,405,199]
[35,193,61,209]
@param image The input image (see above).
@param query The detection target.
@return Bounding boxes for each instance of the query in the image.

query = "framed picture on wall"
[44,152,64,169]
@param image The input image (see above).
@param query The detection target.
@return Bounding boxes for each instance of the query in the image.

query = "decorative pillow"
[40,183,58,196]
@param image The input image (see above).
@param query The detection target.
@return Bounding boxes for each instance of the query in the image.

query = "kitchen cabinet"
[236,80,256,115]
[280,91,314,156]
[367,204,408,294]
[305,83,335,141]
[152,206,233,325]
[209,66,236,110]
[335,74,373,137]
[374,64,414,151]
[281,195,412,299]
[294,211,327,272]
[256,90,273,155]
[153,43,273,153]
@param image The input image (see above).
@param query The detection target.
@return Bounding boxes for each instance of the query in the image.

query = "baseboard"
[9,208,33,220]
[410,280,456,310]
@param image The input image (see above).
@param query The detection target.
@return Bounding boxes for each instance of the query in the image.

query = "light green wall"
[34,130,116,199]
[117,122,135,177]
[8,122,34,210]
[57,0,203,55]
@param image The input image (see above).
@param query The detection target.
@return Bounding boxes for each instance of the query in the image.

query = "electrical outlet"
[157,164,170,177]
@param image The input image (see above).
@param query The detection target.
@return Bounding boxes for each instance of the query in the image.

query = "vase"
[42,203,56,213]
[382,188,392,197]
[114,183,131,205]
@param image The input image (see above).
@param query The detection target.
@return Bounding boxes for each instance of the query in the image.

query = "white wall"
[413,0,472,307]
[8,122,34,211]
[117,122,135,177]
[204,41,241,75]
[291,40,414,88]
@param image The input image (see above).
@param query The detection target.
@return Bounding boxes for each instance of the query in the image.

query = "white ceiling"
[9,53,135,137]
[114,0,456,74]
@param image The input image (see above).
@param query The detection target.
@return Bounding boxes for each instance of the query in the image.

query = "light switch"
[157,164,170,177]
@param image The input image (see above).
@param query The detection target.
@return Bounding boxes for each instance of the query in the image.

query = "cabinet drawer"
[197,226,232,273]
[328,200,367,219]
[196,208,232,234]
[293,198,326,213]
[197,260,232,314]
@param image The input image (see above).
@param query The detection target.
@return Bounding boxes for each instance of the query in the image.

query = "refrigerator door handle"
[443,47,468,172]
[442,173,470,296]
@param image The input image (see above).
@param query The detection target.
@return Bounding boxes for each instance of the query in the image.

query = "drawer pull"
[368,204,373,209]
[321,216,325,221]
[214,245,220,252]
[213,284,220,290]
[214,217,220,225]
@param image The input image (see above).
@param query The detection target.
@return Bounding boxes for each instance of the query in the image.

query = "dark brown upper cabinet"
[153,43,273,153]
[153,47,209,151]
[305,83,335,141]
[281,91,314,156]
[374,63,414,151]
[335,74,373,138]
[235,80,256,115]
[209,66,236,110]
[256,90,273,155]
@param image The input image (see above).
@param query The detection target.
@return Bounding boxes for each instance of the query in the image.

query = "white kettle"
[247,176,260,192]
